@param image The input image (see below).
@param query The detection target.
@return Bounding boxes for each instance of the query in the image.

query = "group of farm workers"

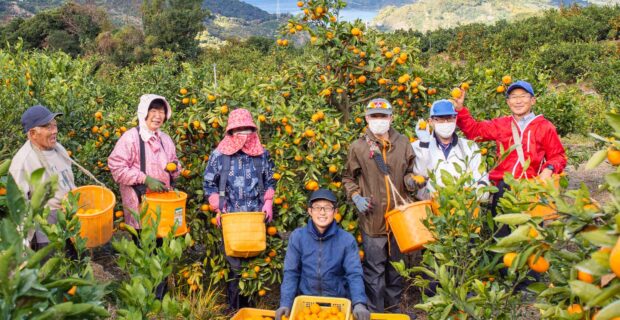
[9,79,566,318]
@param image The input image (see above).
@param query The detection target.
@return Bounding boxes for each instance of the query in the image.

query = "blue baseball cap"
[430,99,457,117]
[21,105,62,133]
[506,80,535,97]
[308,189,338,206]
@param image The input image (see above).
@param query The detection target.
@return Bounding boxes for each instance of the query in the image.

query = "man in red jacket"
[453,80,566,230]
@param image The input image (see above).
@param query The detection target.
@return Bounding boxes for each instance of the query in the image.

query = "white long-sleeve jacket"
[411,134,489,200]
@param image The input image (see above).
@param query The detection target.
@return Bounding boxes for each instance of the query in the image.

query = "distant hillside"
[372,0,619,32]
[204,0,273,21]
[344,0,414,9]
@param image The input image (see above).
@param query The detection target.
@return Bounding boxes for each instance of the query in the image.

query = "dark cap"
[308,188,337,206]
[21,105,62,133]
[506,80,535,97]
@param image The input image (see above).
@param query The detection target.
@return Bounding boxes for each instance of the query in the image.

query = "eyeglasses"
[431,116,456,123]
[507,94,532,101]
[39,121,58,130]
[310,206,335,214]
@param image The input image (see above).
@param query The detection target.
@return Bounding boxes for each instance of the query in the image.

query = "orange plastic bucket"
[221,212,266,258]
[142,191,188,238]
[70,185,115,248]
[385,200,435,253]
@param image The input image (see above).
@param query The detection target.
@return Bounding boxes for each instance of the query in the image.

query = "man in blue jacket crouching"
[275,189,370,320]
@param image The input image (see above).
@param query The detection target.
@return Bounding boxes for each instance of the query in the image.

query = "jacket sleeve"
[342,142,362,199]
[108,130,146,186]
[456,107,501,142]
[262,150,276,192]
[403,138,417,192]
[412,141,430,177]
[203,152,221,197]
[280,230,302,309]
[540,122,567,174]
[343,235,367,306]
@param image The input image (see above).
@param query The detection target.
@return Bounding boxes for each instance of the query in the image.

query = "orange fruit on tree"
[528,227,539,238]
[165,162,177,172]
[480,148,488,155]
[94,111,103,119]
[274,197,283,205]
[496,85,506,93]
[304,129,316,138]
[179,88,188,95]
[334,213,342,223]
[351,27,361,36]
[305,180,319,191]
[182,97,190,104]
[607,148,620,166]
[567,304,583,315]
[273,173,282,180]
[254,266,260,273]
[357,75,367,84]
[67,286,77,296]
[502,75,512,85]
[200,204,210,212]
[385,51,393,59]
[268,250,277,258]
[115,210,123,218]
[503,252,517,267]
[528,254,550,273]
[297,1,303,7]
[258,289,266,296]
[220,105,229,114]
[577,270,594,283]
[267,226,278,236]
[0,187,6,196]
[207,94,216,101]
[460,82,470,90]
[329,165,338,174]
[210,217,217,225]
[609,237,620,277]
[359,250,365,260]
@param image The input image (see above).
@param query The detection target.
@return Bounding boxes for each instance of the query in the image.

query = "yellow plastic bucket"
[221,212,266,258]
[231,308,275,320]
[70,185,115,248]
[385,200,435,253]
[142,191,188,238]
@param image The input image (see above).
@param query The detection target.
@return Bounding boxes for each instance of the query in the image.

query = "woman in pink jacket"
[108,94,181,230]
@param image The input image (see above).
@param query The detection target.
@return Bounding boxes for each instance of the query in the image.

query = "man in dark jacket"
[342,98,418,312]
[276,189,370,320]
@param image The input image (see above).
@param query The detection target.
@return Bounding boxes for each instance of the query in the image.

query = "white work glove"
[415,119,431,143]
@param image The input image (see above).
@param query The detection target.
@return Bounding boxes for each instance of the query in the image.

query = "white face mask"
[368,119,390,135]
[434,122,456,138]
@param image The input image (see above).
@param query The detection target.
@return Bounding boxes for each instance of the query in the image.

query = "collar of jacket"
[306,218,338,240]
[365,127,398,145]
[433,132,459,147]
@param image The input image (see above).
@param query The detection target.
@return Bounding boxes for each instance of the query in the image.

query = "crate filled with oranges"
[288,295,350,320]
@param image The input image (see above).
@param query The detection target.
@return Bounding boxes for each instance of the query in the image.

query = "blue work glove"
[352,304,370,320]
[352,194,371,214]
[275,306,290,320]
[415,118,431,143]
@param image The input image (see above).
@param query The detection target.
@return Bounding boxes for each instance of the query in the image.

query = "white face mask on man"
[368,119,390,135]
[434,122,456,138]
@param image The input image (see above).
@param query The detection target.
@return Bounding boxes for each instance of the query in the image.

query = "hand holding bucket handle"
[262,188,275,223]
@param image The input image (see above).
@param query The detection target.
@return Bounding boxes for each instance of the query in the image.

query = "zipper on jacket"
[318,237,323,294]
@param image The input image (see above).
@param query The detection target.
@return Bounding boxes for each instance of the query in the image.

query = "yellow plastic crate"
[230,308,275,320]
[290,295,351,320]
[370,313,410,320]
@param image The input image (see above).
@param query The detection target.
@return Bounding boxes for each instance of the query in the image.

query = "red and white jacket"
[456,107,567,184]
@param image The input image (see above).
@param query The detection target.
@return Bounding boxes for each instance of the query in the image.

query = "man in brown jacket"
[343,98,418,313]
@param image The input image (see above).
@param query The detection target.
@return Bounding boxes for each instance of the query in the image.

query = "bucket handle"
[386,175,408,208]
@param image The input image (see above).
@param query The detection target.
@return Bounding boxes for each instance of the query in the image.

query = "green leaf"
[606,112,620,133]
[495,225,531,248]
[595,299,620,320]
[493,213,531,225]
[606,173,620,188]
[586,149,608,170]
[569,280,602,303]
[580,230,616,248]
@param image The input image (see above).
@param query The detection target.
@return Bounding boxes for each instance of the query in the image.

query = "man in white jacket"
[411,99,488,200]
